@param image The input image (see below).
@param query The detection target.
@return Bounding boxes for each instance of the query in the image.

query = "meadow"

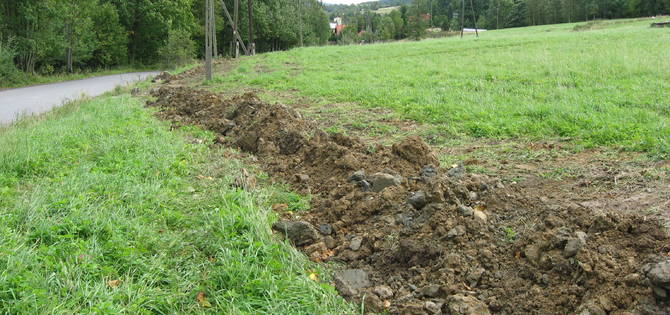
[0,94,351,313]
[214,18,670,158]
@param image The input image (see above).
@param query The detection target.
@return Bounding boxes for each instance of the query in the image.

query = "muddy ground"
[146,70,670,314]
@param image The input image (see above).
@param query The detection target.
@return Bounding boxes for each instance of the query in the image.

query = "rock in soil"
[319,223,333,235]
[419,284,442,297]
[447,164,467,179]
[447,225,467,238]
[349,236,363,251]
[425,300,442,314]
[369,172,402,192]
[408,191,428,209]
[349,170,366,182]
[446,294,491,315]
[373,285,394,299]
[563,233,587,257]
[333,269,371,297]
[271,221,319,246]
[644,260,670,289]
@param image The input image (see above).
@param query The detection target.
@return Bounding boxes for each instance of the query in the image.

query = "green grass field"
[0,95,352,313]
[214,18,670,158]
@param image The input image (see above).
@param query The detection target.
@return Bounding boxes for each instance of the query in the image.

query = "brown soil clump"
[147,86,670,314]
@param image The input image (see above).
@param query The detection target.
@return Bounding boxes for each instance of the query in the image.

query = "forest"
[0,0,329,83]
[328,0,670,43]
[1,0,668,82]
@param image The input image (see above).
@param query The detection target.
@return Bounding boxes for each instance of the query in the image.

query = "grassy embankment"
[212,18,670,158]
[0,92,352,313]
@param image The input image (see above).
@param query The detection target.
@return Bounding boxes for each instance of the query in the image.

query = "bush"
[0,37,25,86]
[158,29,195,69]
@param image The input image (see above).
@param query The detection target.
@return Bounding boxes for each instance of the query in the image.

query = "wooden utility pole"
[459,0,479,38]
[212,0,218,58]
[248,0,255,55]
[298,0,303,47]
[205,0,213,80]
[470,0,479,37]
[234,0,240,58]
[460,0,465,38]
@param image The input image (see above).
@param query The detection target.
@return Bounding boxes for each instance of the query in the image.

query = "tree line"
[0,0,329,82]
[327,0,669,43]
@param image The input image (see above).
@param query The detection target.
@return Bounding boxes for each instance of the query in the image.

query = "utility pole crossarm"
[217,0,249,55]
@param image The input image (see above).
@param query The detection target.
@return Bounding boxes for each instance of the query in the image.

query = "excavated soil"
[147,86,670,314]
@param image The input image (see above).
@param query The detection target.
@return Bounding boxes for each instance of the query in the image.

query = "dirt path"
[144,70,670,314]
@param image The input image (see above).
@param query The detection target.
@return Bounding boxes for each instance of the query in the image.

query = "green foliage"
[0,95,353,314]
[503,227,517,242]
[91,2,128,67]
[0,37,24,85]
[158,29,196,69]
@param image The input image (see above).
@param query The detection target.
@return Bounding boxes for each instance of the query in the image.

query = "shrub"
[158,29,195,69]
[0,37,25,85]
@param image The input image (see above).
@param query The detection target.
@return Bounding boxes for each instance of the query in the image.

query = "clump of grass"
[0,95,352,313]
[503,227,518,243]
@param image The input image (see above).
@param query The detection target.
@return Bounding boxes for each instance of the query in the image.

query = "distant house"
[336,24,346,35]
[331,17,346,35]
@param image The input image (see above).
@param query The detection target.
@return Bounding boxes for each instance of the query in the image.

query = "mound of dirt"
[147,86,670,314]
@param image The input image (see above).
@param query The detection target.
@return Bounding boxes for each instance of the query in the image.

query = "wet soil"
[147,85,670,314]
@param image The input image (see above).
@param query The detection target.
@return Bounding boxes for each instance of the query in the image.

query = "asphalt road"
[0,71,159,125]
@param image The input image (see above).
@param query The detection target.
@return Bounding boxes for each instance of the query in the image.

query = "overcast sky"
[323,0,375,4]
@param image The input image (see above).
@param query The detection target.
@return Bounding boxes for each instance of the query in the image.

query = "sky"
[322,0,376,4]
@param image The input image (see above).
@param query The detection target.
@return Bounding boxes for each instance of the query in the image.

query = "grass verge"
[0,94,352,313]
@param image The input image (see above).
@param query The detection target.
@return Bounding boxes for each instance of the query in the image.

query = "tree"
[91,2,128,68]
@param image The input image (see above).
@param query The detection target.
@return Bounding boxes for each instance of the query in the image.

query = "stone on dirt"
[643,260,670,288]
[323,236,337,249]
[459,205,474,217]
[271,221,319,246]
[420,165,438,178]
[319,223,333,235]
[425,300,442,314]
[408,191,428,210]
[447,225,467,238]
[446,294,491,315]
[564,231,588,258]
[447,164,467,179]
[420,284,442,297]
[349,236,363,251]
[643,260,670,298]
[370,172,402,192]
[473,210,487,222]
[333,269,371,297]
[374,285,394,299]
[349,170,366,182]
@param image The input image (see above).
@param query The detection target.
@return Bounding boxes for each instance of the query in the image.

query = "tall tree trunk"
[67,24,73,73]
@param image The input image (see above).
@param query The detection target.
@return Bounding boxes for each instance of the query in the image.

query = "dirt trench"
[147,85,670,315]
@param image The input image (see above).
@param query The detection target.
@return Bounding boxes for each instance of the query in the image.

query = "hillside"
[214,17,670,157]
